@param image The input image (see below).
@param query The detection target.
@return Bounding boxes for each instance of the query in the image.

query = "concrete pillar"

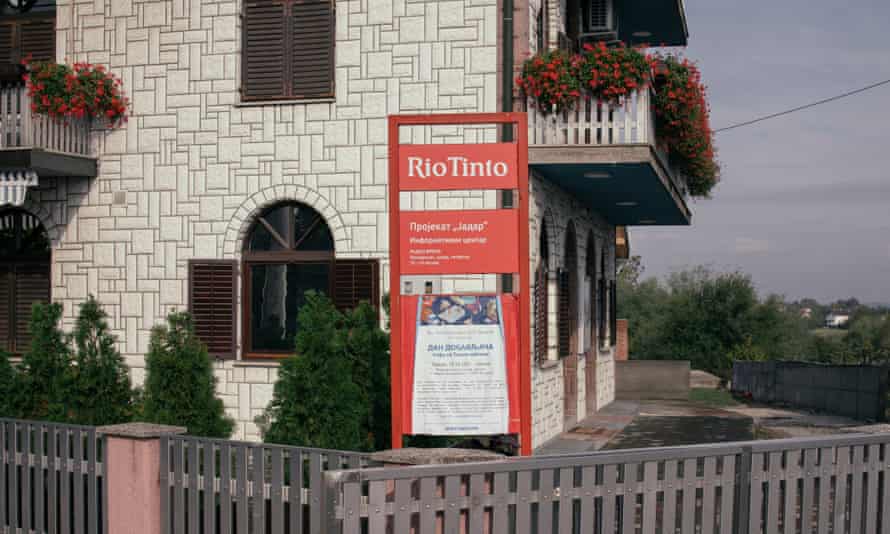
[98,423,187,534]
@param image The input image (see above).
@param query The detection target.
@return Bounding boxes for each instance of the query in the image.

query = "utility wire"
[714,78,890,133]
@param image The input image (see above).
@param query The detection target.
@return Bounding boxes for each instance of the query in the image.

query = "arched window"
[0,208,51,353]
[243,202,334,355]
[585,232,597,350]
[240,202,379,358]
[534,220,550,362]
[558,222,578,357]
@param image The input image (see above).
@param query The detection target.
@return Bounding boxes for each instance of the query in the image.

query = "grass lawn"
[689,388,740,408]
[811,327,847,338]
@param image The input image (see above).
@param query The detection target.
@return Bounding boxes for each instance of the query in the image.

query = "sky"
[631,0,890,304]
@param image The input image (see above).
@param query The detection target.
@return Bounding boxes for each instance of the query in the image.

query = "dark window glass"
[249,263,330,352]
[294,205,333,251]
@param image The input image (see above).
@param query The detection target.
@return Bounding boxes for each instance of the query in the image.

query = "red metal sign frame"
[388,113,532,455]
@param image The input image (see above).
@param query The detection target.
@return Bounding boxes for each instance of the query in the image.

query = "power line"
[714,78,890,133]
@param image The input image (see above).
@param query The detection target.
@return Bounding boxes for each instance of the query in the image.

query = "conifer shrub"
[262,292,368,450]
[68,296,134,426]
[343,302,391,451]
[17,302,72,422]
[142,311,233,438]
[0,351,20,418]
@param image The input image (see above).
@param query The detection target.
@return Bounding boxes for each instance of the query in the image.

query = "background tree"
[142,312,233,437]
[343,302,391,450]
[16,303,72,421]
[262,293,367,450]
[68,296,135,426]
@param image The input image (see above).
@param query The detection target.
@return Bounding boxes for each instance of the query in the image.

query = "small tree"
[262,293,367,450]
[69,296,134,426]
[17,302,72,422]
[142,312,233,438]
[0,351,19,418]
[344,302,391,451]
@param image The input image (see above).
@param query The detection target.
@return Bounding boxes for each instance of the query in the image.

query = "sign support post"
[388,113,532,455]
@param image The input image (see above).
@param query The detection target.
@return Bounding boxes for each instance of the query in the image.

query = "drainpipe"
[502,0,514,143]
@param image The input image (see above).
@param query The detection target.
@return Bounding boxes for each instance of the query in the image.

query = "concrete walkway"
[535,401,640,455]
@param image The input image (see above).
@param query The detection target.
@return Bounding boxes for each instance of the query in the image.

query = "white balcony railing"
[526,88,655,147]
[0,83,94,158]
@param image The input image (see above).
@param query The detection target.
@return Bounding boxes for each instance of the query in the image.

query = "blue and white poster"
[411,295,510,435]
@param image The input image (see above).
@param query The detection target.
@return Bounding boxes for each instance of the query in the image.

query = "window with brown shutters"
[609,280,617,347]
[533,265,547,362]
[0,15,56,68]
[189,261,237,359]
[557,269,571,357]
[241,0,334,101]
[597,277,607,348]
[0,208,51,354]
[333,259,380,315]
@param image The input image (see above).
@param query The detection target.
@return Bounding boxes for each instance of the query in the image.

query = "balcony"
[526,89,691,226]
[0,82,98,181]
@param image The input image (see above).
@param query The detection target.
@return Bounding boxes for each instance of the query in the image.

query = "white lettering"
[406,154,511,180]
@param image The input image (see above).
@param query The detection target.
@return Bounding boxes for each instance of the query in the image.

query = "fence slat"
[557,467,573,534]
[800,449,816,534]
[173,438,186,534]
[882,443,890,534]
[750,452,764,534]
[204,440,216,534]
[419,476,436,533]
[160,438,171,534]
[766,451,782,534]
[538,468,554,534]
[309,452,322,534]
[681,458,697,533]
[87,428,98,534]
[663,459,678,534]
[622,463,638,534]
[22,421,32,533]
[394,478,412,534]
[602,464,618,532]
[468,473,486,534]
[719,454,735,534]
[834,446,850,534]
[270,448,284,534]
[865,444,879,534]
[236,445,248,534]
[492,472,509,533]
[444,475,461,534]
[642,461,657,533]
[579,465,595,532]
[816,447,832,534]
[850,445,865,534]
[48,425,58,534]
[783,449,800,534]
[342,482,361,534]
[701,456,717,534]
[0,421,6,530]
[288,449,302,534]
[252,446,266,534]
[220,443,232,534]
[188,440,199,534]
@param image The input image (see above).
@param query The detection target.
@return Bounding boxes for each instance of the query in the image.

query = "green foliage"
[0,351,19,417]
[142,311,234,438]
[68,296,134,426]
[689,388,739,408]
[619,267,810,378]
[17,302,72,422]
[343,302,391,451]
[262,293,367,450]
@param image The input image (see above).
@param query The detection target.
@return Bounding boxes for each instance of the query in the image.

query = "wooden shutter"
[13,264,50,353]
[19,17,55,63]
[242,1,287,100]
[291,0,334,98]
[0,266,10,352]
[557,269,571,357]
[0,23,14,67]
[189,261,237,359]
[533,266,547,362]
[333,259,379,313]
[609,281,617,347]
[597,277,607,347]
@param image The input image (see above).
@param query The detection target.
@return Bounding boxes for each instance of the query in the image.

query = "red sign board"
[389,113,532,455]
[398,143,519,191]
[400,209,519,275]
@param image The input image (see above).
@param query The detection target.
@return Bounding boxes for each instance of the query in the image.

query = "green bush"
[262,293,368,450]
[344,302,391,451]
[17,302,72,422]
[142,311,234,438]
[68,296,134,426]
[0,350,19,418]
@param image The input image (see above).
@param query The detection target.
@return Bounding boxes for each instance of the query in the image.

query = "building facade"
[0,0,691,448]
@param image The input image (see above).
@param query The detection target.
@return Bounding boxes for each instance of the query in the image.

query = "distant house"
[800,307,813,319]
[825,312,850,328]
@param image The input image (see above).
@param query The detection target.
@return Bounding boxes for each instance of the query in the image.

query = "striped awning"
[0,170,38,207]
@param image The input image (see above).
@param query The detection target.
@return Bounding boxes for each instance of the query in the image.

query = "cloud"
[733,237,771,256]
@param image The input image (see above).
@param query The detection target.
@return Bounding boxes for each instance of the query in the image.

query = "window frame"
[239,0,336,103]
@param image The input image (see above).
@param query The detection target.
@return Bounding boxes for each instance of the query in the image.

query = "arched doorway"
[562,222,579,428]
[585,232,597,414]
[0,208,51,353]
[241,202,335,357]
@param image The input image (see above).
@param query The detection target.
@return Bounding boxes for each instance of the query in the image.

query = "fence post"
[98,423,186,534]
[734,446,753,534]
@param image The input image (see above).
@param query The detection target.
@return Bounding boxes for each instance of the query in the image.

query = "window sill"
[236,98,335,108]
[537,359,560,370]
[233,359,283,367]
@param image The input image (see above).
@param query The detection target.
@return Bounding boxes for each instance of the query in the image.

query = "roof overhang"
[529,144,691,226]
[618,0,688,47]
[0,148,98,178]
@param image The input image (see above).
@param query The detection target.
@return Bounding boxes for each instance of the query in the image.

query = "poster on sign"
[408,295,519,435]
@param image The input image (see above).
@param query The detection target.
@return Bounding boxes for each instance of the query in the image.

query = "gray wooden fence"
[322,432,890,534]
[159,435,377,534]
[0,418,106,534]
[732,361,890,422]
